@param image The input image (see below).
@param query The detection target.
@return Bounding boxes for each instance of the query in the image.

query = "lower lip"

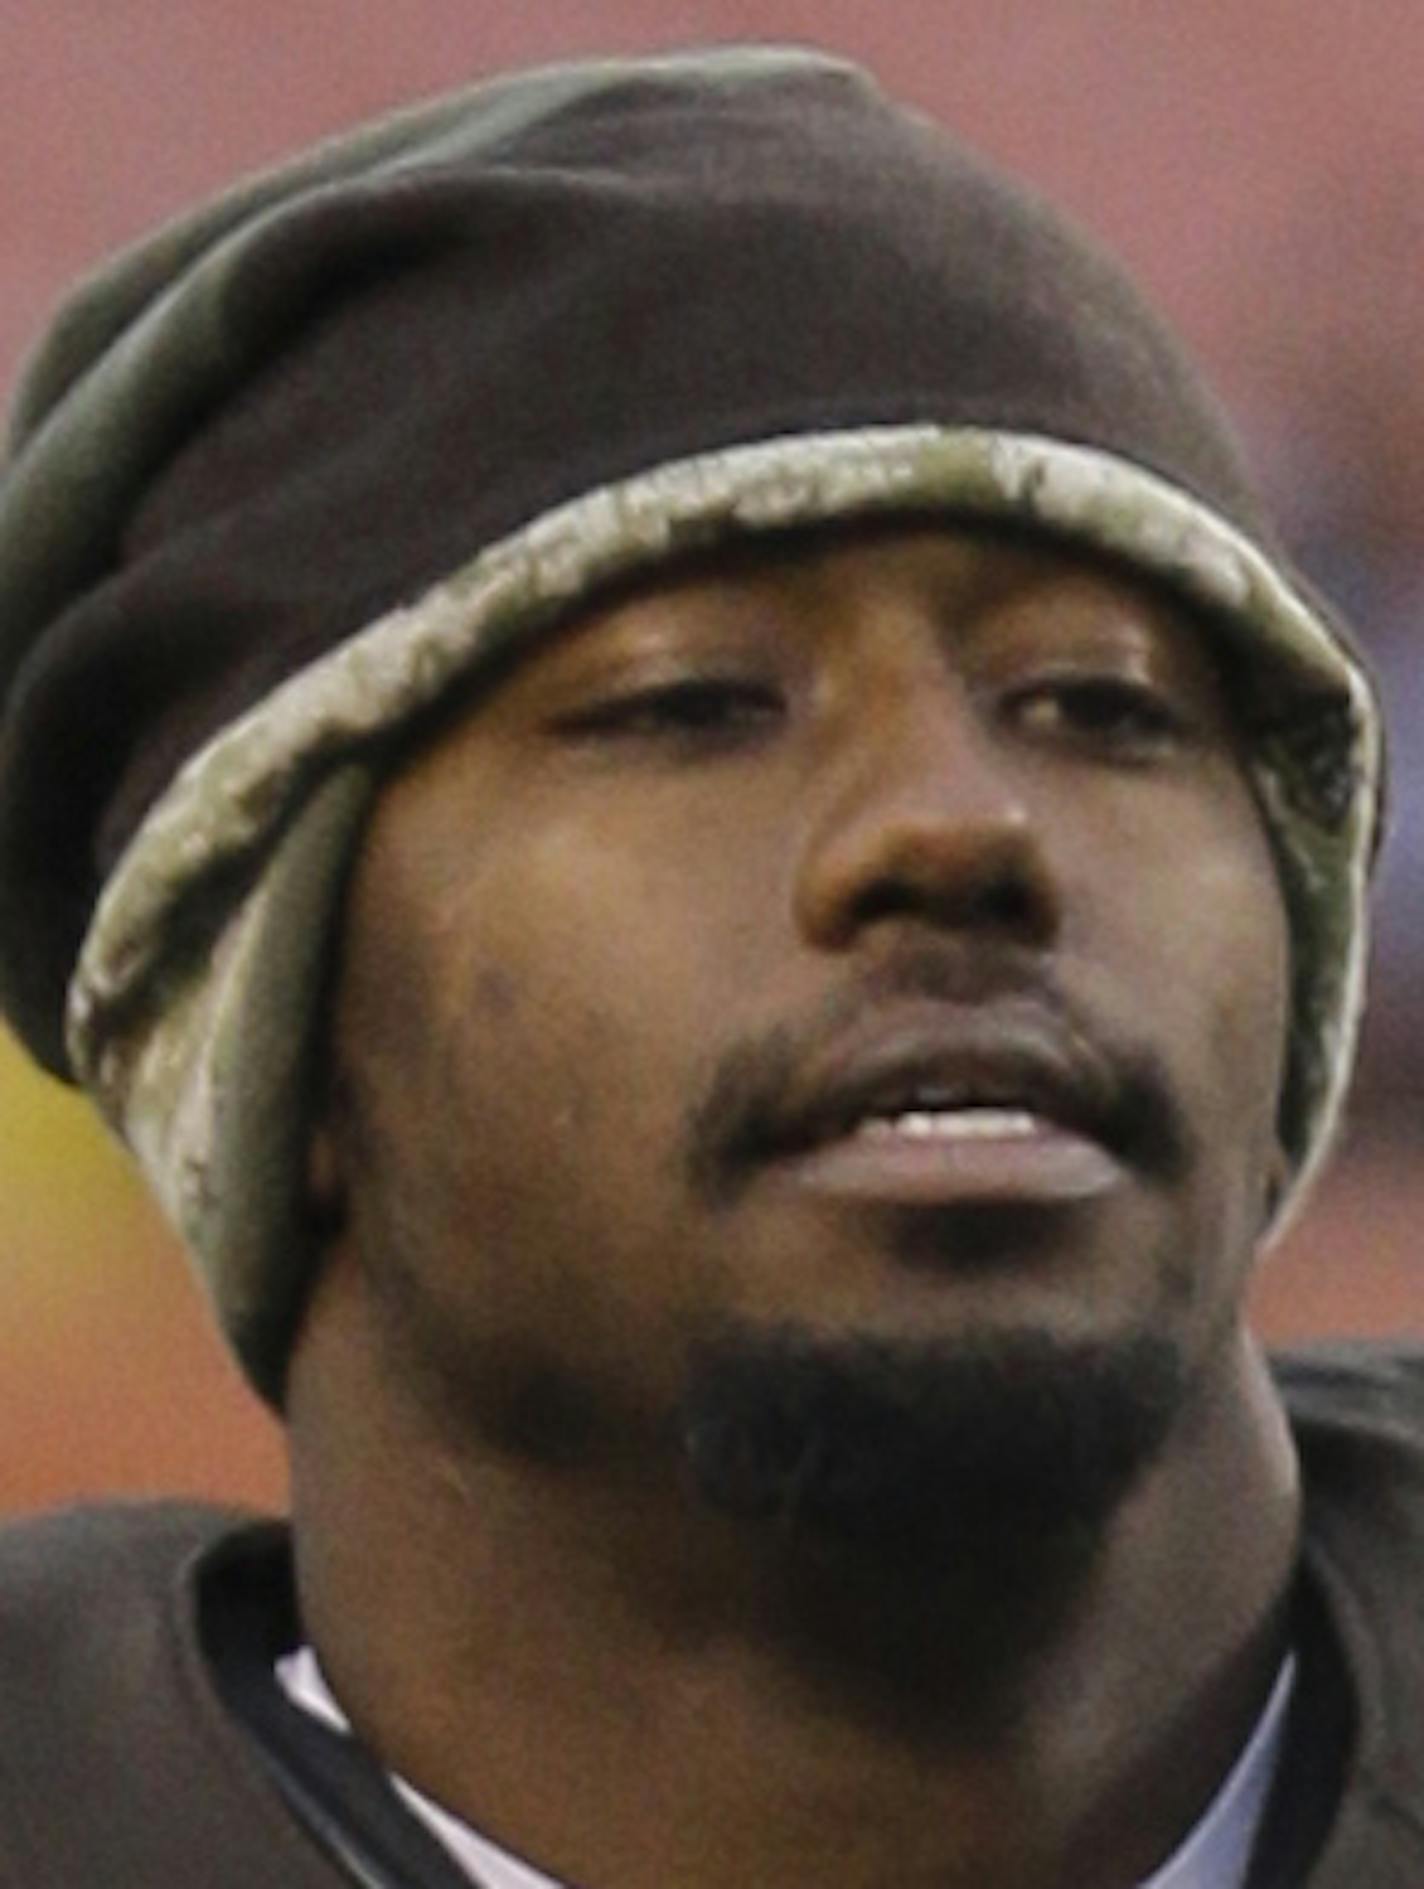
[778,1120,1125,1207]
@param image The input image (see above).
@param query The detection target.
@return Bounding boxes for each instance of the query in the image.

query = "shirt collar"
[278,1643,1296,1889]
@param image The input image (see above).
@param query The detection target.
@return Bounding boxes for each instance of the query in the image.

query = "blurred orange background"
[2,0,1421,1517]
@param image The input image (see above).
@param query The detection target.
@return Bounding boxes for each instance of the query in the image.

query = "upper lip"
[759,1003,1125,1159]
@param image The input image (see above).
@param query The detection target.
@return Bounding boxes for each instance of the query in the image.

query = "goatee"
[678,1323,1188,1568]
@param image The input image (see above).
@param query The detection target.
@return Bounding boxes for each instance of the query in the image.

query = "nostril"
[977,872,1046,933]
[847,880,921,931]
[847,859,1051,939]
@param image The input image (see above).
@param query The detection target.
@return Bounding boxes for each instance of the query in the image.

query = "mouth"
[754,1009,1137,1209]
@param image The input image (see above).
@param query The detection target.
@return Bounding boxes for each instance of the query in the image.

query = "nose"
[792,677,1061,953]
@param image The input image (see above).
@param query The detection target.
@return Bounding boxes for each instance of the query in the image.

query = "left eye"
[1008,677,1188,754]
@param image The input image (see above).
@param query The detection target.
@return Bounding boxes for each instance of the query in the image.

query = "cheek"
[339,817,745,1369]
[1066,785,1291,1162]
[431,794,790,1085]
[1191,849,1291,1082]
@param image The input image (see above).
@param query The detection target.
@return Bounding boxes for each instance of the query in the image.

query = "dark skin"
[289,524,1298,1889]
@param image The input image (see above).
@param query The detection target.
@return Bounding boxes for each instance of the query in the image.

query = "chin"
[677,1319,1190,1568]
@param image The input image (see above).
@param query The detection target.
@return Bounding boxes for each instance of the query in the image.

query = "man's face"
[316,524,1289,1546]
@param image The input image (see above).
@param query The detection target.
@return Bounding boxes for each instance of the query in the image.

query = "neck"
[286,1314,1299,1889]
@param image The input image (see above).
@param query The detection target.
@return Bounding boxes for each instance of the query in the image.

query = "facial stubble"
[676,1319,1189,1576]
[675,955,1196,1576]
[345,953,1198,1573]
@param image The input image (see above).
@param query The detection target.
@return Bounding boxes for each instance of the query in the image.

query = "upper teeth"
[857,1107,1040,1141]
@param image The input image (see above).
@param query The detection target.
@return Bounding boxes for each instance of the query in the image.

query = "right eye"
[556,677,786,748]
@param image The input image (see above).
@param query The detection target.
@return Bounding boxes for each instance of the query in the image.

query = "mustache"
[684,944,1193,1206]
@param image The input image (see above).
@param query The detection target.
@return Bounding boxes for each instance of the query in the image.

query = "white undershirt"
[278,1645,1295,1889]
[1142,1654,1295,1888]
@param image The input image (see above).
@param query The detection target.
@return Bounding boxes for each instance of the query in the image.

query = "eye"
[1007,675,1192,759]
[555,676,786,747]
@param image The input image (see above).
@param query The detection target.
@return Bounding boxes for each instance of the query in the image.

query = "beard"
[677,1321,1189,1571]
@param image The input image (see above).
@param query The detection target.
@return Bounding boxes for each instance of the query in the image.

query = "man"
[0,43,1412,1889]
